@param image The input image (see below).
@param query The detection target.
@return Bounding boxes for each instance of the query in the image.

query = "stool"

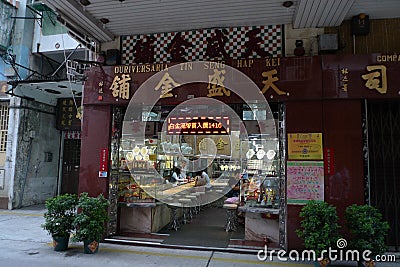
[215,189,225,207]
[167,203,181,231]
[178,198,192,224]
[223,203,238,232]
[186,195,198,217]
[192,192,202,214]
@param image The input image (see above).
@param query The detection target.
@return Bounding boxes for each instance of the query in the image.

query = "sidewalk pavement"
[0,205,398,267]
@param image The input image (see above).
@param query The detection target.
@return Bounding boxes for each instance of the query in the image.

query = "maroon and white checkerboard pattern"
[122,25,282,64]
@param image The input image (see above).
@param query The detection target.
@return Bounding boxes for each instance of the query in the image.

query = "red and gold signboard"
[322,53,400,99]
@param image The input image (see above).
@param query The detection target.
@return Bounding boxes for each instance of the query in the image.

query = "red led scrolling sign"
[167,116,230,135]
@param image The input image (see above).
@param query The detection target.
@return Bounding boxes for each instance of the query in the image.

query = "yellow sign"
[287,133,323,160]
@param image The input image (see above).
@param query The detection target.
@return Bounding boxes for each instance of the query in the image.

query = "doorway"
[367,100,400,251]
[61,139,81,195]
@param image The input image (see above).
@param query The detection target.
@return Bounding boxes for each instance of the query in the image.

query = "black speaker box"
[351,15,370,36]
[106,49,121,66]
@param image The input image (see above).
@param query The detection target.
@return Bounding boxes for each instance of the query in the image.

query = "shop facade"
[79,53,400,250]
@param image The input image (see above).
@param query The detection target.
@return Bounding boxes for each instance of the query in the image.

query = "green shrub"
[42,194,78,237]
[345,204,389,257]
[72,193,110,242]
[296,200,340,258]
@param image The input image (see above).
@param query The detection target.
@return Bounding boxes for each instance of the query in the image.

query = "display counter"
[238,204,279,244]
[118,201,169,234]
[157,181,196,200]
[118,179,196,234]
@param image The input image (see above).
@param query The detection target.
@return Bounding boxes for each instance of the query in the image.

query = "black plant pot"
[83,239,99,254]
[52,235,69,251]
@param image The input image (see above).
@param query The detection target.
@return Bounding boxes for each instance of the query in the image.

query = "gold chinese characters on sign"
[56,98,82,131]
[155,72,180,98]
[109,74,131,99]
[207,69,231,97]
[261,69,287,95]
[361,65,387,94]
[340,68,349,93]
[197,136,231,156]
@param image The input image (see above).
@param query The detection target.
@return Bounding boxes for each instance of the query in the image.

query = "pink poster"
[287,161,324,204]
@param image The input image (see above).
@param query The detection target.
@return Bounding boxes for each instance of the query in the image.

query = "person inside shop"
[195,169,212,189]
[170,166,187,186]
[179,158,189,180]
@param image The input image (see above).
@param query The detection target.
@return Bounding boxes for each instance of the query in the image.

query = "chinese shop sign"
[122,25,281,64]
[197,135,231,156]
[361,65,387,94]
[155,72,181,98]
[56,98,82,131]
[287,133,323,160]
[287,161,324,204]
[325,53,400,98]
[167,116,230,135]
[110,74,131,100]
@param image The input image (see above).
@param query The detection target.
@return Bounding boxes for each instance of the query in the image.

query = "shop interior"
[109,101,285,250]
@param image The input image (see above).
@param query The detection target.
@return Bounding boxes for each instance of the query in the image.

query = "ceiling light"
[282,1,293,8]
[79,0,91,6]
[100,18,110,24]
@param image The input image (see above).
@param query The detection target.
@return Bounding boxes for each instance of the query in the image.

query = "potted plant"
[345,204,390,267]
[72,192,110,254]
[296,200,340,267]
[42,193,78,251]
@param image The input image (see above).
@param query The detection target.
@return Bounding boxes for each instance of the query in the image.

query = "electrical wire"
[61,32,79,113]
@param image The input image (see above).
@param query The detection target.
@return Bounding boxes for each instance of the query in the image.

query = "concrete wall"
[9,100,60,208]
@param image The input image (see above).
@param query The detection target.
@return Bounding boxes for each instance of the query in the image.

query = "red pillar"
[78,104,111,198]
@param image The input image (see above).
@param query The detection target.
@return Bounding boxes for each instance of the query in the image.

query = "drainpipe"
[57,132,64,195]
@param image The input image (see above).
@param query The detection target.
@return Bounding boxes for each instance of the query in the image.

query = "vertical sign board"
[324,148,335,175]
[287,161,324,204]
[287,133,323,160]
[99,148,109,178]
[56,98,82,131]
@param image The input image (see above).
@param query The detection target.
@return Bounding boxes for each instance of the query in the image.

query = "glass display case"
[240,136,281,211]
[117,172,156,203]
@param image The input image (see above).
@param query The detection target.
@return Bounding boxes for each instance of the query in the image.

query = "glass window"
[242,104,267,120]
[0,102,9,152]
[142,106,161,121]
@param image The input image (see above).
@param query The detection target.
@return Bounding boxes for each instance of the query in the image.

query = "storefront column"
[78,105,111,197]
[322,100,365,224]
[286,100,323,250]
[286,100,365,250]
